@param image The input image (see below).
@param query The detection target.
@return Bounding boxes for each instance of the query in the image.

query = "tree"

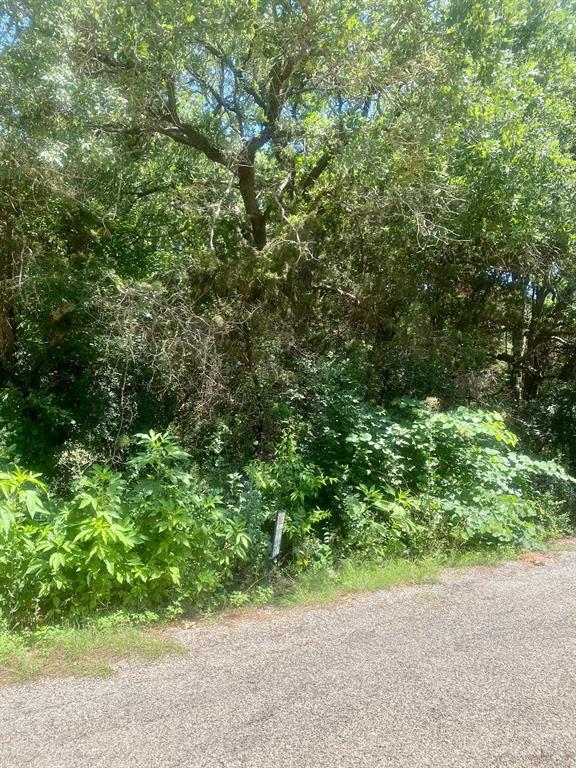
[2,0,576,468]
[9,0,437,253]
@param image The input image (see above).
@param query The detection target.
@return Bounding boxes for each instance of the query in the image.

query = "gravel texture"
[2,549,576,767]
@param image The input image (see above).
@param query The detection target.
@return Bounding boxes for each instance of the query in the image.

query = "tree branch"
[300,148,336,195]
[162,78,228,166]
[197,41,268,111]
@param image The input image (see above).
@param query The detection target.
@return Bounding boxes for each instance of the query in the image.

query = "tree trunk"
[237,161,267,250]
[0,300,14,359]
[521,282,550,400]
[0,291,15,385]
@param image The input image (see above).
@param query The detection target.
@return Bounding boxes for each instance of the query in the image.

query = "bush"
[1,432,251,627]
[0,402,573,628]
[336,403,573,553]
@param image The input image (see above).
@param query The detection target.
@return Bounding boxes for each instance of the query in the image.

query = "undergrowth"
[0,396,574,631]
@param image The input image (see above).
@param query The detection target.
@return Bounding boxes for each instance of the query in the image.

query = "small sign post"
[271,510,285,560]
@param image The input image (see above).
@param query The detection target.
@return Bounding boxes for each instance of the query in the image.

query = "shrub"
[246,428,332,569]
[1,433,251,627]
[314,400,573,556]
[0,403,573,629]
[0,467,50,625]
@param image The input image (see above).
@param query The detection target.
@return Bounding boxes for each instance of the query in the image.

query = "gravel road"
[2,549,576,767]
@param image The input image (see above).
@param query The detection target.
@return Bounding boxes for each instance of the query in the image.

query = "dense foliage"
[1,401,572,627]
[1,1,576,625]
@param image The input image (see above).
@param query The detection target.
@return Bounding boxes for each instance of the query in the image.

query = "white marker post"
[271,510,285,560]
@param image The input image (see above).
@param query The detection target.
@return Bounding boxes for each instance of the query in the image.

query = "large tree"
[16,0,434,252]
[2,0,576,465]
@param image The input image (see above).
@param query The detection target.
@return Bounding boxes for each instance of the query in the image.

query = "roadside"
[2,543,575,768]
[2,540,573,687]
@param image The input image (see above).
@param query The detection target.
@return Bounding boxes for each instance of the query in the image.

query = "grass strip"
[0,624,183,687]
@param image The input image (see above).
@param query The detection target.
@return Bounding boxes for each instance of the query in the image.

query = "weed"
[0,623,184,687]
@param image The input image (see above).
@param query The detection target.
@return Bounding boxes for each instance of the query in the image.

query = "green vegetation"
[275,557,444,608]
[0,544,536,686]
[0,618,183,686]
[273,545,529,608]
[1,401,572,629]
[1,1,576,638]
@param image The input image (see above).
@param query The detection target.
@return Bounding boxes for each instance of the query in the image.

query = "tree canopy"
[1,0,576,470]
